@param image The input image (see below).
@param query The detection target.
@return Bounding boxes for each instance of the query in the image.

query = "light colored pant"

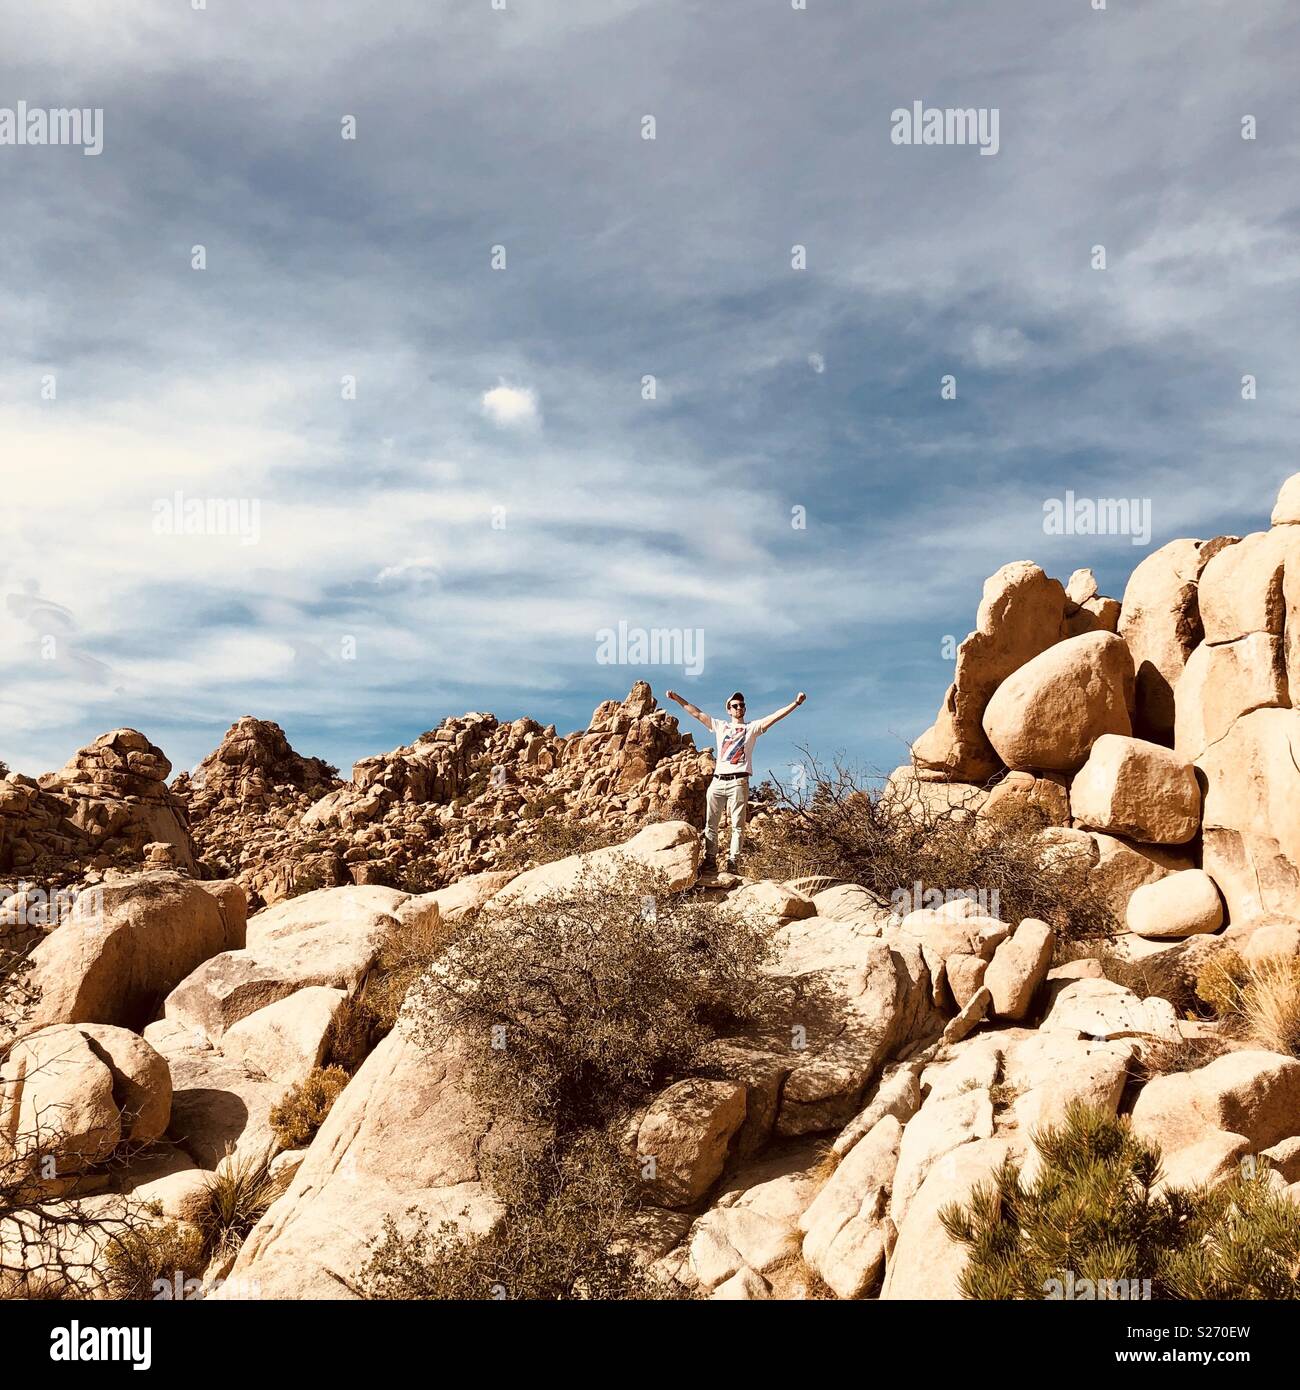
[705,776,749,863]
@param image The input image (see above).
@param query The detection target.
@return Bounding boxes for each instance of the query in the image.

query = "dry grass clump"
[1197,950,1300,1057]
[1099,945,1205,1016]
[1134,1033,1232,1080]
[195,1147,287,1261]
[104,1218,205,1299]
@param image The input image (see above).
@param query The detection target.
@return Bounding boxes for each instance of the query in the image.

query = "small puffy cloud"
[968,326,1029,368]
[807,352,826,374]
[375,555,441,586]
[481,383,540,429]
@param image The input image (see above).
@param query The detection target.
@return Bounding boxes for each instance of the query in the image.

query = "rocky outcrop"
[184,717,340,808]
[1118,537,1235,743]
[1197,708,1300,924]
[1068,735,1200,845]
[982,631,1134,773]
[902,473,1300,936]
[488,820,700,906]
[175,683,712,907]
[0,730,195,883]
[912,562,1067,782]
[162,885,419,1043]
[1,1023,170,1173]
[219,1023,509,1299]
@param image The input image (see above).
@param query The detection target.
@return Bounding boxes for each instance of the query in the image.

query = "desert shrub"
[315,910,455,1073]
[196,1147,286,1260]
[751,753,1113,941]
[941,1101,1300,1299]
[492,815,627,872]
[269,1066,351,1149]
[402,863,778,1129]
[395,859,445,895]
[366,910,455,1035]
[360,1130,685,1301]
[370,860,777,1300]
[105,1219,205,1300]
[1197,951,1300,1056]
[321,991,384,1074]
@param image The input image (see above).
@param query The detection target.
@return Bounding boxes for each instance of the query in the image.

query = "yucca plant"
[196,1146,286,1260]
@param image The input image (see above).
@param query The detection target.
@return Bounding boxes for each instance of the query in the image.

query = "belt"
[714,772,749,781]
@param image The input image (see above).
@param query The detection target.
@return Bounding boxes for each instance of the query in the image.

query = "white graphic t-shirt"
[707,715,769,776]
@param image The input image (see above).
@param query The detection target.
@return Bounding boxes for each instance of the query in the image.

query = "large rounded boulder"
[981,631,1134,773]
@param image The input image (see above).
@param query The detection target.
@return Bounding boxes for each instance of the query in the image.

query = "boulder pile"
[7,474,1300,1302]
[0,730,195,885]
[172,682,712,906]
[910,472,1300,943]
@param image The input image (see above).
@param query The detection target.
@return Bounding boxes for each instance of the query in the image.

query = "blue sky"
[2,0,1298,786]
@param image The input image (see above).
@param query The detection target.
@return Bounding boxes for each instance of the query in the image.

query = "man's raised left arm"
[755,692,807,733]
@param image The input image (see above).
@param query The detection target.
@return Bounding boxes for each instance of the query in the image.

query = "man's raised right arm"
[665,689,714,731]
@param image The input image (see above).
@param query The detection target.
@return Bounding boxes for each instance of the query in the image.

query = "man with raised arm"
[665,688,807,874]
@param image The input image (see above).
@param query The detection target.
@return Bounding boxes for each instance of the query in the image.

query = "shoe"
[700,855,717,874]
[723,858,738,875]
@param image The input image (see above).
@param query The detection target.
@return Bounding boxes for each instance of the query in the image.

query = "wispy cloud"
[0,0,1296,784]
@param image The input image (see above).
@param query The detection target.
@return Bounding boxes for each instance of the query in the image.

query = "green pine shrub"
[941,1101,1300,1299]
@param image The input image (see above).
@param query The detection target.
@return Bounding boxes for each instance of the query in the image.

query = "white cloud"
[480,384,540,430]
[968,326,1028,369]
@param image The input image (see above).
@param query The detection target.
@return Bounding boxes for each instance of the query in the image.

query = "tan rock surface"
[912,562,1067,781]
[1126,870,1224,940]
[1068,734,1200,845]
[982,631,1134,772]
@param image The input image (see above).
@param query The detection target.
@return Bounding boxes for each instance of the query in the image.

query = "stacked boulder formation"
[0,730,195,885]
[909,471,1300,944]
